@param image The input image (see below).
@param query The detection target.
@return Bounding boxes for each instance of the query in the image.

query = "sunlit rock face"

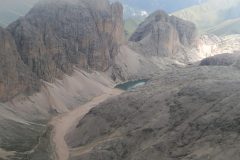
[7,0,124,82]
[129,10,197,62]
[196,34,240,59]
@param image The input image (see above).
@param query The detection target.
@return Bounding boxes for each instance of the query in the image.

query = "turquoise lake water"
[115,79,148,91]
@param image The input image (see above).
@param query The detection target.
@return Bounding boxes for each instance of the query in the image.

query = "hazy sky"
[1,0,239,27]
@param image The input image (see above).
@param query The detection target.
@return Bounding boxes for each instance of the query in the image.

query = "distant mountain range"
[112,0,205,18]
[1,0,240,37]
[122,0,240,37]
[116,0,204,37]
[173,0,240,35]
[0,0,204,26]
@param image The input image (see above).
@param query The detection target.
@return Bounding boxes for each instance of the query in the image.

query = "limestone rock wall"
[7,0,124,82]
[0,27,39,101]
[129,10,197,62]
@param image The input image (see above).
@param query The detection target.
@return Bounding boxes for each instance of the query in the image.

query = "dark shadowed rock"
[0,27,39,101]
[0,1,125,158]
[7,0,124,81]
[200,53,240,66]
[129,10,197,61]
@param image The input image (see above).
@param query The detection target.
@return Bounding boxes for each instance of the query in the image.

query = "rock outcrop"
[200,53,240,66]
[129,10,197,61]
[0,27,39,101]
[7,0,124,82]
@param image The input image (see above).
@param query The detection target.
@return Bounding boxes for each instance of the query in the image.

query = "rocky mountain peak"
[7,0,124,82]
[150,10,169,22]
[129,10,197,61]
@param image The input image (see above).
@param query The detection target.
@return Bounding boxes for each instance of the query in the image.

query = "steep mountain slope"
[0,0,205,28]
[115,0,205,37]
[129,10,197,61]
[0,0,126,159]
[1,0,240,37]
[1,0,240,160]
[7,0,124,82]
[0,69,117,160]
[173,0,240,34]
[122,0,240,37]
[0,27,39,101]
[0,0,174,159]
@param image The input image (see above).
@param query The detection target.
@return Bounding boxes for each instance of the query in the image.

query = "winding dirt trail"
[50,88,123,160]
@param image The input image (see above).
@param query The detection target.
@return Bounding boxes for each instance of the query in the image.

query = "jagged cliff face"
[196,34,240,59]
[0,27,39,101]
[0,1,125,157]
[129,10,197,61]
[7,0,124,82]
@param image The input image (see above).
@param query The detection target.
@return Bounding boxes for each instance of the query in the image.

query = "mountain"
[112,0,205,37]
[0,0,203,38]
[206,18,240,35]
[0,27,39,101]
[0,1,125,158]
[7,0,124,82]
[0,0,205,27]
[2,0,240,37]
[122,0,240,37]
[129,10,197,62]
[0,1,174,159]
[113,0,205,17]
[1,0,240,160]
[173,0,240,35]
